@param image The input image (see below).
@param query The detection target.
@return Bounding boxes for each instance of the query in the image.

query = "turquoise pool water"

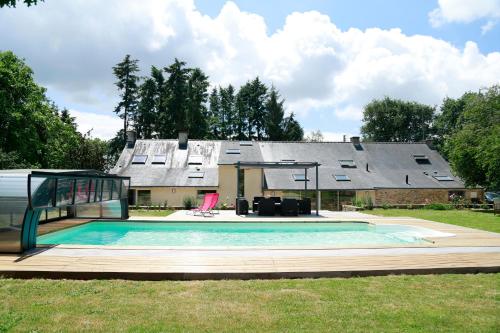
[37,221,428,247]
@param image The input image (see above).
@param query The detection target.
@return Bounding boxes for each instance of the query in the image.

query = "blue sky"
[1,0,499,140]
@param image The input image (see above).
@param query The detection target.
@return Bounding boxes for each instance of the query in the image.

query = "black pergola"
[235,161,321,216]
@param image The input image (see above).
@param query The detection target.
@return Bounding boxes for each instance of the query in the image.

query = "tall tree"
[219,85,236,139]
[208,87,221,139]
[247,77,268,140]
[163,58,189,135]
[0,0,40,7]
[186,68,210,138]
[361,97,435,142]
[112,54,140,142]
[265,87,285,140]
[136,77,157,139]
[282,113,304,141]
[445,85,500,190]
[235,85,251,140]
[305,130,324,142]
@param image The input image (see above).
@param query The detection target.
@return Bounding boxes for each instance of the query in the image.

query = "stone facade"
[373,188,483,205]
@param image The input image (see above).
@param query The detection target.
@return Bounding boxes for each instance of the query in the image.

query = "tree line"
[360,88,500,190]
[0,51,110,170]
[111,55,304,149]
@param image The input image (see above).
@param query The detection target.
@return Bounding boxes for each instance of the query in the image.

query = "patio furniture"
[188,193,213,215]
[298,198,311,215]
[281,198,298,216]
[236,198,249,215]
[258,198,276,216]
[204,193,220,216]
[252,196,264,212]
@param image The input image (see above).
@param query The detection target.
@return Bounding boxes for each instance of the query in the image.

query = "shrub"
[183,196,196,210]
[425,203,451,210]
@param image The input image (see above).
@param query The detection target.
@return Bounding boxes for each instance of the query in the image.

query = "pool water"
[37,221,433,247]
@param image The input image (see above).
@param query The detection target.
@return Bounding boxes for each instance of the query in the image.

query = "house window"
[334,174,351,181]
[339,160,356,168]
[413,154,431,164]
[239,141,253,146]
[188,171,205,178]
[152,155,166,164]
[433,175,453,181]
[131,155,147,164]
[137,190,151,205]
[188,155,203,165]
[197,190,216,196]
[292,174,309,181]
[225,149,241,154]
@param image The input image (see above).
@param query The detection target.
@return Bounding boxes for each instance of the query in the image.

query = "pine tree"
[235,85,251,140]
[283,113,304,141]
[220,85,236,139]
[163,58,189,135]
[136,77,156,139]
[112,55,140,142]
[248,77,268,140]
[186,68,210,138]
[208,87,221,139]
[265,87,285,140]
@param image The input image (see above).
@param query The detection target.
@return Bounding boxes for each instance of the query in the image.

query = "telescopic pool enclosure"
[0,170,130,253]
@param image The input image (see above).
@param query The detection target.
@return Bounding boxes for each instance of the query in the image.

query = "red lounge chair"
[188,193,214,216]
[204,193,220,216]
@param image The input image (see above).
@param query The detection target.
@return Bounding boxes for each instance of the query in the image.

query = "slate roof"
[113,139,471,190]
[112,140,220,187]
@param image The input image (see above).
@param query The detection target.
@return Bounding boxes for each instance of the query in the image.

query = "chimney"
[126,130,136,148]
[343,135,346,142]
[424,138,435,150]
[350,136,363,150]
[178,131,188,150]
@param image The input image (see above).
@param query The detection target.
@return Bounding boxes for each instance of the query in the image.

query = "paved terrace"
[0,211,499,280]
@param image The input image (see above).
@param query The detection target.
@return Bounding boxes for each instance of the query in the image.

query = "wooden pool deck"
[0,211,499,280]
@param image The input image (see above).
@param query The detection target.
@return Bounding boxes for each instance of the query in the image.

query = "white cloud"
[70,109,123,140]
[0,0,499,138]
[429,0,500,27]
[481,20,498,34]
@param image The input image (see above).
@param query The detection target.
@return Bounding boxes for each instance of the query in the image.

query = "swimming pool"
[37,221,449,247]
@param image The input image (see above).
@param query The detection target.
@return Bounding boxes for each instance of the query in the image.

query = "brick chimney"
[126,130,136,148]
[178,131,188,150]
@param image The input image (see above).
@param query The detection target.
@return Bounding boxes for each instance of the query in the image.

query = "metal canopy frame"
[235,161,321,216]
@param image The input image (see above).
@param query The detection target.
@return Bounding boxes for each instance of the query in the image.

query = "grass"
[368,209,500,233]
[128,209,174,217]
[1,274,499,332]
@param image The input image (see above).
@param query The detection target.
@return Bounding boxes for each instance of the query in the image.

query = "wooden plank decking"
[0,212,499,280]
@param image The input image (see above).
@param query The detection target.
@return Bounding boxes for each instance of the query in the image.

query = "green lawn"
[368,209,500,233]
[1,274,499,332]
[128,209,174,217]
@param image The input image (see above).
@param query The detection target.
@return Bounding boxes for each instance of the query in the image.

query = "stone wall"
[374,188,484,205]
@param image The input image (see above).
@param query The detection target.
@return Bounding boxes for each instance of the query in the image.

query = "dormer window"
[413,154,430,164]
[188,155,203,165]
[339,160,356,168]
[131,155,147,164]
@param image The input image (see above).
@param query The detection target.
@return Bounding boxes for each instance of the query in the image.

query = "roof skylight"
[188,155,203,165]
[339,160,356,168]
[188,171,205,178]
[433,175,453,181]
[225,148,241,154]
[292,174,309,181]
[239,141,253,146]
[152,155,166,164]
[334,174,351,181]
[413,154,431,164]
[131,155,147,164]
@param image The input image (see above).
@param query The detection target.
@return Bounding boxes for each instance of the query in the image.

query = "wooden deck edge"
[1,266,499,281]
